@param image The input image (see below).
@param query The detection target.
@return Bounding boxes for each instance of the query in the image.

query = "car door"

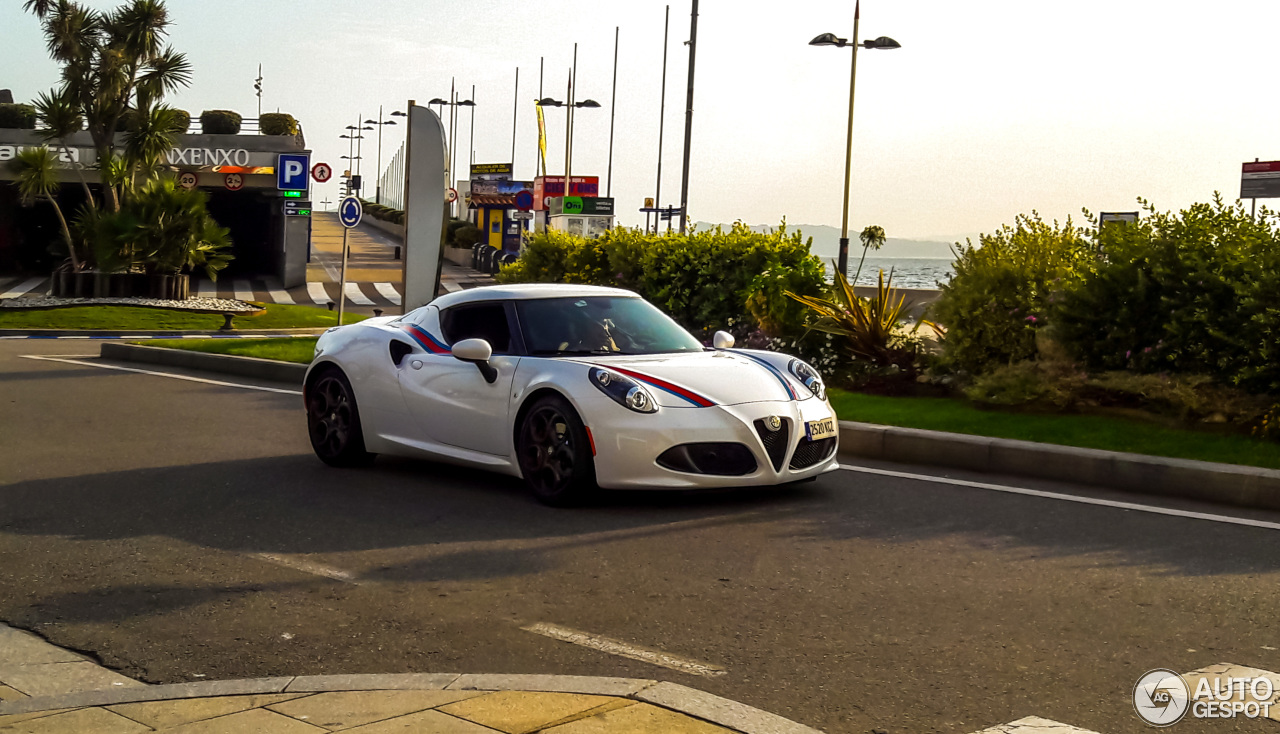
[396,300,520,456]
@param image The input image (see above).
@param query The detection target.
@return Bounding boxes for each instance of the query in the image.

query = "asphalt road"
[2,339,1280,733]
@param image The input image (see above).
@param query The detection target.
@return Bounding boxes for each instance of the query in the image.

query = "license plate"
[805,417,836,441]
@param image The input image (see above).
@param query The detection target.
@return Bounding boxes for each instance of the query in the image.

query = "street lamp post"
[810,1,901,278]
[365,107,403,205]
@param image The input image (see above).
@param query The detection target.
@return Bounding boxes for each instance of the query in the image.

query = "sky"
[4,0,1280,243]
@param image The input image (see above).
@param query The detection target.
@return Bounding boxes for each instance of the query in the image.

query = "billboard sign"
[470,162,513,180]
[549,197,615,216]
[1241,160,1280,199]
[533,176,600,209]
[471,179,534,196]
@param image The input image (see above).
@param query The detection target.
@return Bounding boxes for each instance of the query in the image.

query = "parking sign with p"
[277,153,310,191]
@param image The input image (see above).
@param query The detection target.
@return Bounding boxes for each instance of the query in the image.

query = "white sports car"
[304,283,840,504]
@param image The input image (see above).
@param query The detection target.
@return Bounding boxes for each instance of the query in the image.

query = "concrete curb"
[839,420,1280,511]
[100,342,307,384]
[0,673,823,734]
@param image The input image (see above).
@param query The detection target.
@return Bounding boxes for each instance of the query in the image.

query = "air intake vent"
[753,418,790,472]
[789,437,837,470]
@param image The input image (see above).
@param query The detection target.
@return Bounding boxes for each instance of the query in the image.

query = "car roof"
[429,283,640,309]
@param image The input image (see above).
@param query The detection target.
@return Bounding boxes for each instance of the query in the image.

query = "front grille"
[753,418,790,471]
[789,437,837,470]
[657,443,758,476]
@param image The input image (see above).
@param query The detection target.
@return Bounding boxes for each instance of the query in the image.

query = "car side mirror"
[452,338,498,383]
[713,330,735,349]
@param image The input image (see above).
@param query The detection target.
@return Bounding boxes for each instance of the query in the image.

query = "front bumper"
[585,397,840,489]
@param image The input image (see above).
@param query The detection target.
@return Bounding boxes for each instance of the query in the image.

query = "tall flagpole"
[655,5,670,233]
[678,0,699,233]
[511,67,519,169]
[607,26,619,198]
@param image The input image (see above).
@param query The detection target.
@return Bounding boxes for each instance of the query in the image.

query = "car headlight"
[788,359,826,400]
[590,367,658,413]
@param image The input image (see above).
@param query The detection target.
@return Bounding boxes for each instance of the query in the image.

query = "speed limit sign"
[224,172,244,191]
[446,187,458,203]
[178,171,198,190]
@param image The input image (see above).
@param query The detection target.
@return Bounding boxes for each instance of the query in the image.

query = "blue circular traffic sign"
[339,196,362,228]
[514,190,534,211]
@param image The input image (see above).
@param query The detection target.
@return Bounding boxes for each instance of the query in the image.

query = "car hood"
[587,350,804,408]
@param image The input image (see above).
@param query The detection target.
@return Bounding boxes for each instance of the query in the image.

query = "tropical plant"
[932,213,1093,374]
[122,104,184,190]
[0,103,37,129]
[32,88,90,201]
[24,0,193,213]
[199,109,241,135]
[10,146,79,269]
[786,267,924,368]
[853,224,886,284]
[79,178,232,279]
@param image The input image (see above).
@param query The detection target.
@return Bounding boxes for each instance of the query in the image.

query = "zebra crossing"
[0,275,485,310]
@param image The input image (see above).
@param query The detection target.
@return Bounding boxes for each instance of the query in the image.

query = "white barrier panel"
[400,104,448,311]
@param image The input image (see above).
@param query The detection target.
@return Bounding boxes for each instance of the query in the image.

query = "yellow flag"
[536,104,547,176]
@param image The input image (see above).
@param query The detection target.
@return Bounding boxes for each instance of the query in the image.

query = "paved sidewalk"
[0,624,822,733]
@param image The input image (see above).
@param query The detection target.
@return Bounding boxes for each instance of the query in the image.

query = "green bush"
[1054,197,1280,394]
[0,103,37,129]
[932,213,1094,374]
[171,109,190,133]
[455,225,483,248]
[258,112,298,136]
[497,222,825,340]
[965,361,1086,409]
[199,109,241,135]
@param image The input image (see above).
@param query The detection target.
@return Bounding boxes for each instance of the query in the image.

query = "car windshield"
[516,296,705,356]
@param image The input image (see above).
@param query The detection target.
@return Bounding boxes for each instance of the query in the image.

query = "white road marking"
[840,464,1280,532]
[197,279,218,300]
[374,282,402,305]
[233,279,254,302]
[267,281,295,305]
[344,282,374,306]
[441,281,463,293]
[250,553,359,585]
[969,716,1101,733]
[20,355,302,395]
[1,277,46,298]
[307,282,331,305]
[521,622,726,677]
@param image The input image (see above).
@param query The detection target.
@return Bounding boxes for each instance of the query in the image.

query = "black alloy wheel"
[306,369,375,467]
[517,395,596,505]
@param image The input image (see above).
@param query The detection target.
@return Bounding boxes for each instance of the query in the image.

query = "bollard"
[327,301,335,311]
[373,309,383,317]
[219,313,234,331]
[394,246,401,260]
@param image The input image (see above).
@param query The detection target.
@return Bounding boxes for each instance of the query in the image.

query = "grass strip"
[139,337,319,364]
[0,303,365,330]
[828,388,1280,470]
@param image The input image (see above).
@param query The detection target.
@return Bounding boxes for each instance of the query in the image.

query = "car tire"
[516,394,597,506]
[306,367,376,468]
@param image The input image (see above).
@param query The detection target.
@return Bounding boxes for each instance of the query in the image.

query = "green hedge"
[357,199,404,226]
[496,223,825,340]
[259,112,298,136]
[0,103,37,129]
[171,109,190,133]
[199,109,241,135]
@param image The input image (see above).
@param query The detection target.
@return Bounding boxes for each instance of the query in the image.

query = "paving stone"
[0,711,72,729]
[445,674,653,697]
[636,682,824,734]
[161,707,327,734]
[439,691,621,734]
[0,688,25,703]
[0,706,151,734]
[269,690,481,730]
[540,702,734,734]
[285,673,459,692]
[341,709,502,733]
[0,629,85,666]
[0,663,143,698]
[108,693,307,729]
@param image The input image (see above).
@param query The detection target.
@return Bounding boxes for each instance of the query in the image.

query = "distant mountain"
[695,222,957,260]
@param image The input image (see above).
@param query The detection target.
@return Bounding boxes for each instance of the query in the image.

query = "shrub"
[787,269,925,370]
[455,225,483,248]
[199,109,241,135]
[932,213,1094,374]
[497,222,825,340]
[259,112,298,136]
[1054,196,1280,394]
[965,361,1086,409]
[0,103,37,129]
[171,109,190,133]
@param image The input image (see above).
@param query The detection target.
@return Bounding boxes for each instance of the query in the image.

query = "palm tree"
[853,224,887,286]
[33,87,91,202]
[10,147,80,270]
[122,105,183,195]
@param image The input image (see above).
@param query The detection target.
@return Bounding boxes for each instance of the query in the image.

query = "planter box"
[52,272,191,300]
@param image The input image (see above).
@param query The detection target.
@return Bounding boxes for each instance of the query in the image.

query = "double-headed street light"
[429,94,475,194]
[365,107,404,204]
[536,96,601,188]
[811,3,900,279]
